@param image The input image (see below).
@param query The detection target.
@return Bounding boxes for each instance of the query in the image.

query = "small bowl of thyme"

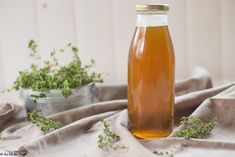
[14,40,103,116]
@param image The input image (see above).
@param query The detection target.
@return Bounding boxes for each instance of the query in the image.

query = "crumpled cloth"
[0,67,235,157]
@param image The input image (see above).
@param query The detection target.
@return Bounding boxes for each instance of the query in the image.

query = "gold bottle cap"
[135,4,169,13]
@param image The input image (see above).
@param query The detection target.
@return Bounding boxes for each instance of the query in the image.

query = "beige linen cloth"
[0,67,235,157]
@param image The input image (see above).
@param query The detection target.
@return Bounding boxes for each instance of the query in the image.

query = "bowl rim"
[20,83,95,100]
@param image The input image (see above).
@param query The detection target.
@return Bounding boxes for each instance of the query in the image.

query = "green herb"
[28,111,62,134]
[153,145,185,157]
[31,92,46,104]
[13,40,103,103]
[174,116,217,139]
[98,120,126,150]
[154,150,173,157]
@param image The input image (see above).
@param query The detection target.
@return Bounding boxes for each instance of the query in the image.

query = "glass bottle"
[128,4,175,139]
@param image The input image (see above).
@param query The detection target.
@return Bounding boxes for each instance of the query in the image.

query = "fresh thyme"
[13,40,103,103]
[153,150,174,157]
[31,92,46,104]
[174,116,217,139]
[98,120,126,150]
[153,145,185,157]
[28,111,62,134]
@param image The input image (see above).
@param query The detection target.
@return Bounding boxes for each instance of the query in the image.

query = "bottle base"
[130,129,172,139]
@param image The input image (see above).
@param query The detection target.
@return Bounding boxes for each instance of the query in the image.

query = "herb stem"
[174,116,217,139]
[28,111,62,134]
[98,120,127,150]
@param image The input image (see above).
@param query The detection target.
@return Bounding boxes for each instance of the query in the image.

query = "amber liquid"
[128,26,175,139]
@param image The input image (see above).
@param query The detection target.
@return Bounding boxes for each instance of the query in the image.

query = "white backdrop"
[0,0,235,90]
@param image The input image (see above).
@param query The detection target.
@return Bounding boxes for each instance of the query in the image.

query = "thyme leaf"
[13,40,103,103]
[153,145,185,157]
[30,92,46,104]
[98,120,127,150]
[28,111,62,134]
[174,116,217,139]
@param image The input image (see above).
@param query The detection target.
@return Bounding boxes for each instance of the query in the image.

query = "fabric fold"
[1,68,235,157]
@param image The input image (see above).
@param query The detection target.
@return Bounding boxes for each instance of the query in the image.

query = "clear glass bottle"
[128,4,175,139]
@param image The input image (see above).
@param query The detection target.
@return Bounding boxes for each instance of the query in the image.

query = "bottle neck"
[136,13,168,27]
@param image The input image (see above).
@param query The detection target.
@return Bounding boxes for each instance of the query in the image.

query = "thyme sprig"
[153,145,185,157]
[28,111,62,134]
[98,120,127,150]
[174,116,217,139]
[13,40,103,103]
[154,150,174,157]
